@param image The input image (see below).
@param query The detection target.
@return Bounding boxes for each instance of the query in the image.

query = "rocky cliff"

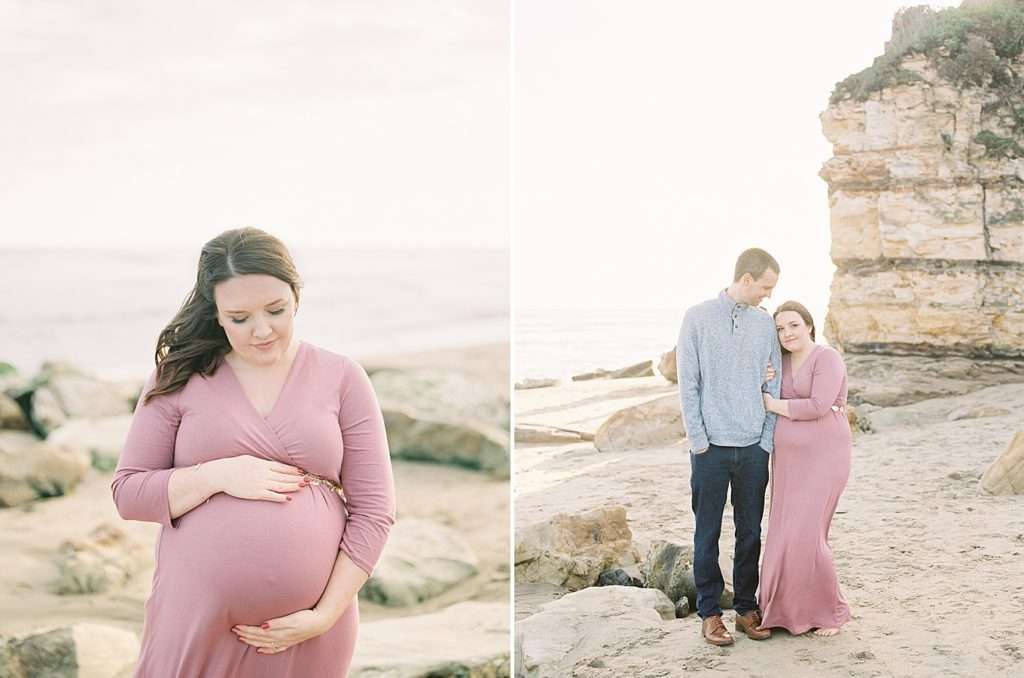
[820,2,1024,404]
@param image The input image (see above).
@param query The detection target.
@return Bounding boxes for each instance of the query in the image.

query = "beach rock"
[28,386,67,437]
[381,410,509,478]
[946,405,1011,422]
[842,354,1024,407]
[516,586,674,678]
[53,523,148,595]
[658,348,677,383]
[361,518,479,607]
[571,369,610,382]
[594,395,684,453]
[640,539,732,611]
[0,431,90,507]
[47,416,133,472]
[675,597,691,618]
[514,425,587,444]
[980,431,1024,495]
[372,369,509,478]
[371,368,508,429]
[0,623,139,678]
[609,360,655,379]
[515,378,558,390]
[350,601,508,678]
[29,363,136,436]
[0,394,29,431]
[596,568,641,588]
[846,404,873,433]
[515,505,639,591]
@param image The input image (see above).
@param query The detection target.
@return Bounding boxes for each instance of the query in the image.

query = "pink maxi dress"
[111,341,396,677]
[758,344,852,634]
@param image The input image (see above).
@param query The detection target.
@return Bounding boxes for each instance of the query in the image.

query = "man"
[676,248,782,646]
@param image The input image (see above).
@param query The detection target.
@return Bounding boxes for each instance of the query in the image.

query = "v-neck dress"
[758,344,852,634]
[111,340,396,677]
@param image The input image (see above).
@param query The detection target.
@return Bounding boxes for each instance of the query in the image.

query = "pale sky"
[0,1,508,248]
[513,1,959,324]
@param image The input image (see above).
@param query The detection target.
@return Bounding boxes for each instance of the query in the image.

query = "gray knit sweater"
[676,289,782,453]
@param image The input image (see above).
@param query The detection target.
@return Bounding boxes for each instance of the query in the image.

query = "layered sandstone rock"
[822,21,1024,402]
[514,506,639,591]
[823,58,1023,356]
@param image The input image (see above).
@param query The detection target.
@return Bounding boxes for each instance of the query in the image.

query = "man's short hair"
[733,248,780,282]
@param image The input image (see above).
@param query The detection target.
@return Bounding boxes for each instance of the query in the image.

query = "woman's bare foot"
[813,627,840,637]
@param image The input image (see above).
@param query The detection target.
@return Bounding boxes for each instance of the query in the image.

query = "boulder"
[0,431,90,507]
[514,425,590,444]
[594,395,685,453]
[28,387,67,437]
[0,623,139,678]
[609,361,654,379]
[0,394,29,431]
[980,431,1024,495]
[350,602,508,678]
[29,363,135,436]
[515,505,639,591]
[674,597,691,618]
[381,410,509,478]
[516,586,674,678]
[371,368,508,429]
[658,348,677,383]
[53,523,148,595]
[515,378,558,390]
[360,519,479,607]
[640,540,733,611]
[846,404,873,433]
[640,540,694,603]
[47,416,133,472]
[596,568,641,588]
[372,369,509,478]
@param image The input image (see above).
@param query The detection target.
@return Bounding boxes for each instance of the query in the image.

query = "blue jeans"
[689,443,769,619]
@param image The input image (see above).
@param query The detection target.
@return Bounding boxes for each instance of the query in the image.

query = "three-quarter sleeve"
[787,348,846,421]
[110,368,182,529]
[337,359,396,577]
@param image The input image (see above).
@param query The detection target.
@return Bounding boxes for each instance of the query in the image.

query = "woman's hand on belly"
[232,608,333,654]
[208,455,307,503]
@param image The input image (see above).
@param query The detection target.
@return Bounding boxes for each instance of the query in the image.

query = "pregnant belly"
[156,486,346,623]
[775,410,852,452]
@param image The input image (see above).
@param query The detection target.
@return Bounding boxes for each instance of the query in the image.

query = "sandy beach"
[515,370,1024,677]
[0,341,510,676]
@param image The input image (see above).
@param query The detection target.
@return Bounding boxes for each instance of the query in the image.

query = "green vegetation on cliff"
[830,1,1024,104]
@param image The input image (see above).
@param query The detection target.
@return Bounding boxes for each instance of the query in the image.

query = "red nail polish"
[261,623,270,629]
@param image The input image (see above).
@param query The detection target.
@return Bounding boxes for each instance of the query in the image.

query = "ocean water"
[1,247,509,381]
[515,297,832,382]
[514,307,686,382]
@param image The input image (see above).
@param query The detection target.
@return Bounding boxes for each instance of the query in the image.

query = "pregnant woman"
[111,227,396,677]
[758,300,851,637]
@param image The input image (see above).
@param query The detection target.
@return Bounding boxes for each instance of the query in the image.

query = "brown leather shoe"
[735,610,771,640]
[701,615,735,646]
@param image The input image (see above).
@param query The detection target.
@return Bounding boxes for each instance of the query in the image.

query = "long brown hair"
[773,300,815,355]
[143,228,303,405]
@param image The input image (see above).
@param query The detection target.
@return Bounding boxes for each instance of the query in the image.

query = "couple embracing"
[676,248,852,645]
